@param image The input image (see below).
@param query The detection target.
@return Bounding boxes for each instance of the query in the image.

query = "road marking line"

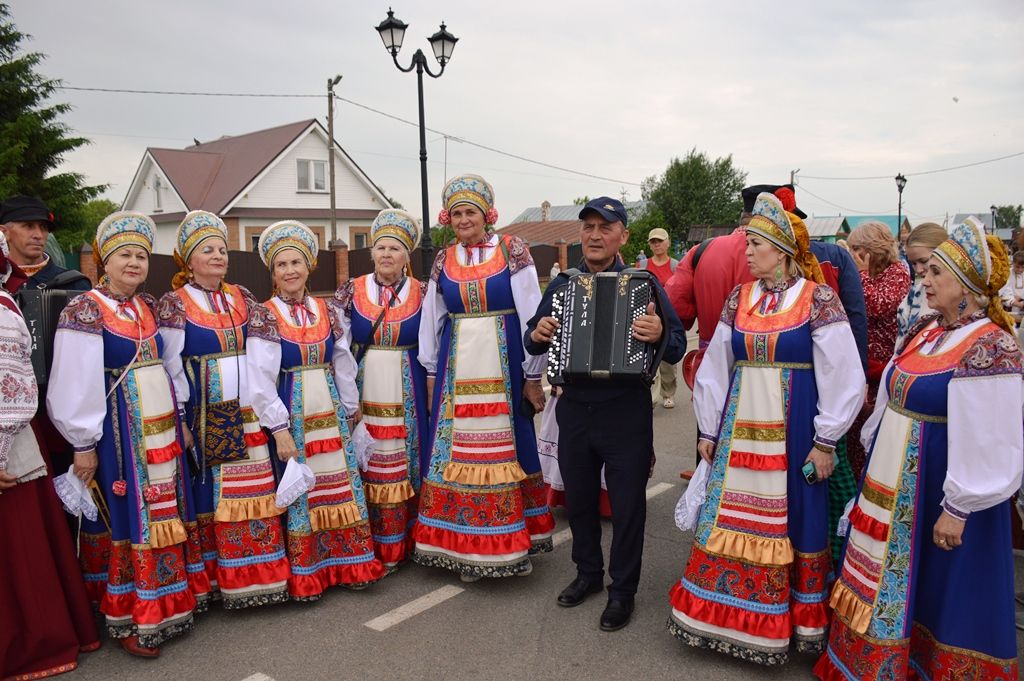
[241,674,276,681]
[364,585,465,632]
[551,483,674,548]
[646,482,674,499]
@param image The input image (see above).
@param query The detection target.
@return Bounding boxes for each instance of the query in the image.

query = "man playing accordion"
[525,197,685,631]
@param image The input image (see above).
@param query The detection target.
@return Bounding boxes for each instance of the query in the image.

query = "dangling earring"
[774,262,784,283]
[957,295,968,316]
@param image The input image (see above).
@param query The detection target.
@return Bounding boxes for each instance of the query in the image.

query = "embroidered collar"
[939,309,987,332]
[20,254,49,277]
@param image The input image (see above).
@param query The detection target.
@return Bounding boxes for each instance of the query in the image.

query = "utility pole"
[327,75,343,242]
[790,168,800,185]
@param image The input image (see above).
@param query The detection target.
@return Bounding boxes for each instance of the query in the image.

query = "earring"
[774,263,784,283]
[957,295,968,316]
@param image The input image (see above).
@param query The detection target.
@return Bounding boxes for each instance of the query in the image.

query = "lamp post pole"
[327,75,342,243]
[990,204,998,235]
[895,173,907,238]
[376,9,458,277]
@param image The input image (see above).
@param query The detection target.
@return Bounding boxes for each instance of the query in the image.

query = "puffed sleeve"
[505,236,546,379]
[327,294,359,416]
[942,329,1024,517]
[418,249,449,377]
[0,298,36,469]
[693,285,739,443]
[47,294,106,451]
[246,301,290,433]
[157,290,189,407]
[809,285,866,448]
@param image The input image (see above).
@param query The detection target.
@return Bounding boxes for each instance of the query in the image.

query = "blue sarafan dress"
[49,289,206,647]
[247,294,385,598]
[815,312,1023,681]
[158,283,290,609]
[336,275,430,569]
[669,278,864,665]
[413,233,555,578]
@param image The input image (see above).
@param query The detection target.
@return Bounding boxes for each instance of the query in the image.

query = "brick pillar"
[330,239,349,289]
[556,238,568,270]
[79,243,98,286]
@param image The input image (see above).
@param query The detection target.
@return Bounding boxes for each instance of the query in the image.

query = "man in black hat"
[0,196,90,292]
[525,197,686,632]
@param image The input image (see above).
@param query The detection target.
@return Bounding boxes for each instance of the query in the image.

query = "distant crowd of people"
[2,180,1021,681]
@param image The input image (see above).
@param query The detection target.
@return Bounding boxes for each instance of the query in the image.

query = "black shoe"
[599,598,635,631]
[556,577,603,608]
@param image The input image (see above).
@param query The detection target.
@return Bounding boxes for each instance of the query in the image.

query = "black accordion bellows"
[546,269,659,386]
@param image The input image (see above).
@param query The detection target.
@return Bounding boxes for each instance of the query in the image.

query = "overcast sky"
[8,0,1024,226]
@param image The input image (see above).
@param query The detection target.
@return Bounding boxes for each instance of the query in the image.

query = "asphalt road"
[64,381,1024,681]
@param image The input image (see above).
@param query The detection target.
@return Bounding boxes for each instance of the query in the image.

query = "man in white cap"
[637,227,679,408]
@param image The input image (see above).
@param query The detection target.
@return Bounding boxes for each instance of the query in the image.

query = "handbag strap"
[355,276,406,366]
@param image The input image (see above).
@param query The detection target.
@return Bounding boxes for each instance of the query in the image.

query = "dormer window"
[297,159,327,192]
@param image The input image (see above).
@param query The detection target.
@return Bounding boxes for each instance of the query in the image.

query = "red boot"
[121,635,160,658]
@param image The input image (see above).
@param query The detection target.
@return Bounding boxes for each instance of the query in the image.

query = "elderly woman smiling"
[815,216,1024,680]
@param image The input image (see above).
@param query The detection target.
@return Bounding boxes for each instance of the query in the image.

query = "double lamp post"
[375,8,459,276]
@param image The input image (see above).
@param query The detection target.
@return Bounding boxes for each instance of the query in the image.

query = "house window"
[351,227,370,249]
[297,159,327,192]
[251,234,260,252]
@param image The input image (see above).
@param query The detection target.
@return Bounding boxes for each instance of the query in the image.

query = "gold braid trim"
[364,479,416,505]
[309,501,363,532]
[442,461,527,486]
[704,527,794,567]
[829,580,874,634]
[214,493,284,522]
[985,234,1015,334]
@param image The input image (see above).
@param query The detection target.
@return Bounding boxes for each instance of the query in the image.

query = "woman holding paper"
[247,220,384,598]
[332,209,429,571]
[48,212,201,657]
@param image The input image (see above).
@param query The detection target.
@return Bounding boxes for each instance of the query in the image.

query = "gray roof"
[951,213,994,232]
[805,215,848,239]
[510,200,648,223]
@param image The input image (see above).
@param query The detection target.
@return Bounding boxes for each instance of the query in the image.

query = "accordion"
[16,288,80,388]
[546,269,659,386]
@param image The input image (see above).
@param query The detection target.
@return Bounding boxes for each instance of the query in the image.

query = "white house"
[122,119,392,254]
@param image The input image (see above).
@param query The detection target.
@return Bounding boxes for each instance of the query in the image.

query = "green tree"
[642,149,747,243]
[994,204,1023,232]
[430,224,455,248]
[572,196,590,206]
[0,4,105,251]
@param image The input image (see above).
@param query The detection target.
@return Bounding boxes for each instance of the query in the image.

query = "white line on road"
[240,674,276,681]
[551,482,674,547]
[363,585,465,632]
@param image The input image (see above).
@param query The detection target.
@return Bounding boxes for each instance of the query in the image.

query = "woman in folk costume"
[48,213,204,657]
[157,211,289,609]
[0,231,100,678]
[247,220,384,596]
[815,217,1023,680]
[668,192,865,665]
[413,174,554,581]
[334,209,428,571]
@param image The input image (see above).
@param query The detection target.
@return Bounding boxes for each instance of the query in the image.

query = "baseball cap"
[647,227,669,242]
[0,196,56,229]
[579,197,628,227]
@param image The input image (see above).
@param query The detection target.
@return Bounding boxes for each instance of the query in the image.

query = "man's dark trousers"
[556,388,653,601]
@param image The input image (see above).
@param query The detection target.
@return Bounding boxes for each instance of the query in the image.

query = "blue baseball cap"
[579,197,628,227]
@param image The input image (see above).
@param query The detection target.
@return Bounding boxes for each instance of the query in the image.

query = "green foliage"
[994,204,1023,231]
[430,224,455,248]
[620,205,667,265]
[641,149,747,244]
[572,195,590,206]
[0,4,105,251]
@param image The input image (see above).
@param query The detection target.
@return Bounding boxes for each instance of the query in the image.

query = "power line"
[56,84,643,187]
[799,150,1024,181]
[795,183,894,215]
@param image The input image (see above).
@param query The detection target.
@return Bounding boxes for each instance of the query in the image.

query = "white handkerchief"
[837,496,857,537]
[350,420,377,472]
[275,457,315,508]
[674,459,710,533]
[52,465,98,522]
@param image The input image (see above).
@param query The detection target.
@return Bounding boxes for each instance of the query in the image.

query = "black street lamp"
[375,8,459,276]
[990,204,998,235]
[895,173,907,237]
